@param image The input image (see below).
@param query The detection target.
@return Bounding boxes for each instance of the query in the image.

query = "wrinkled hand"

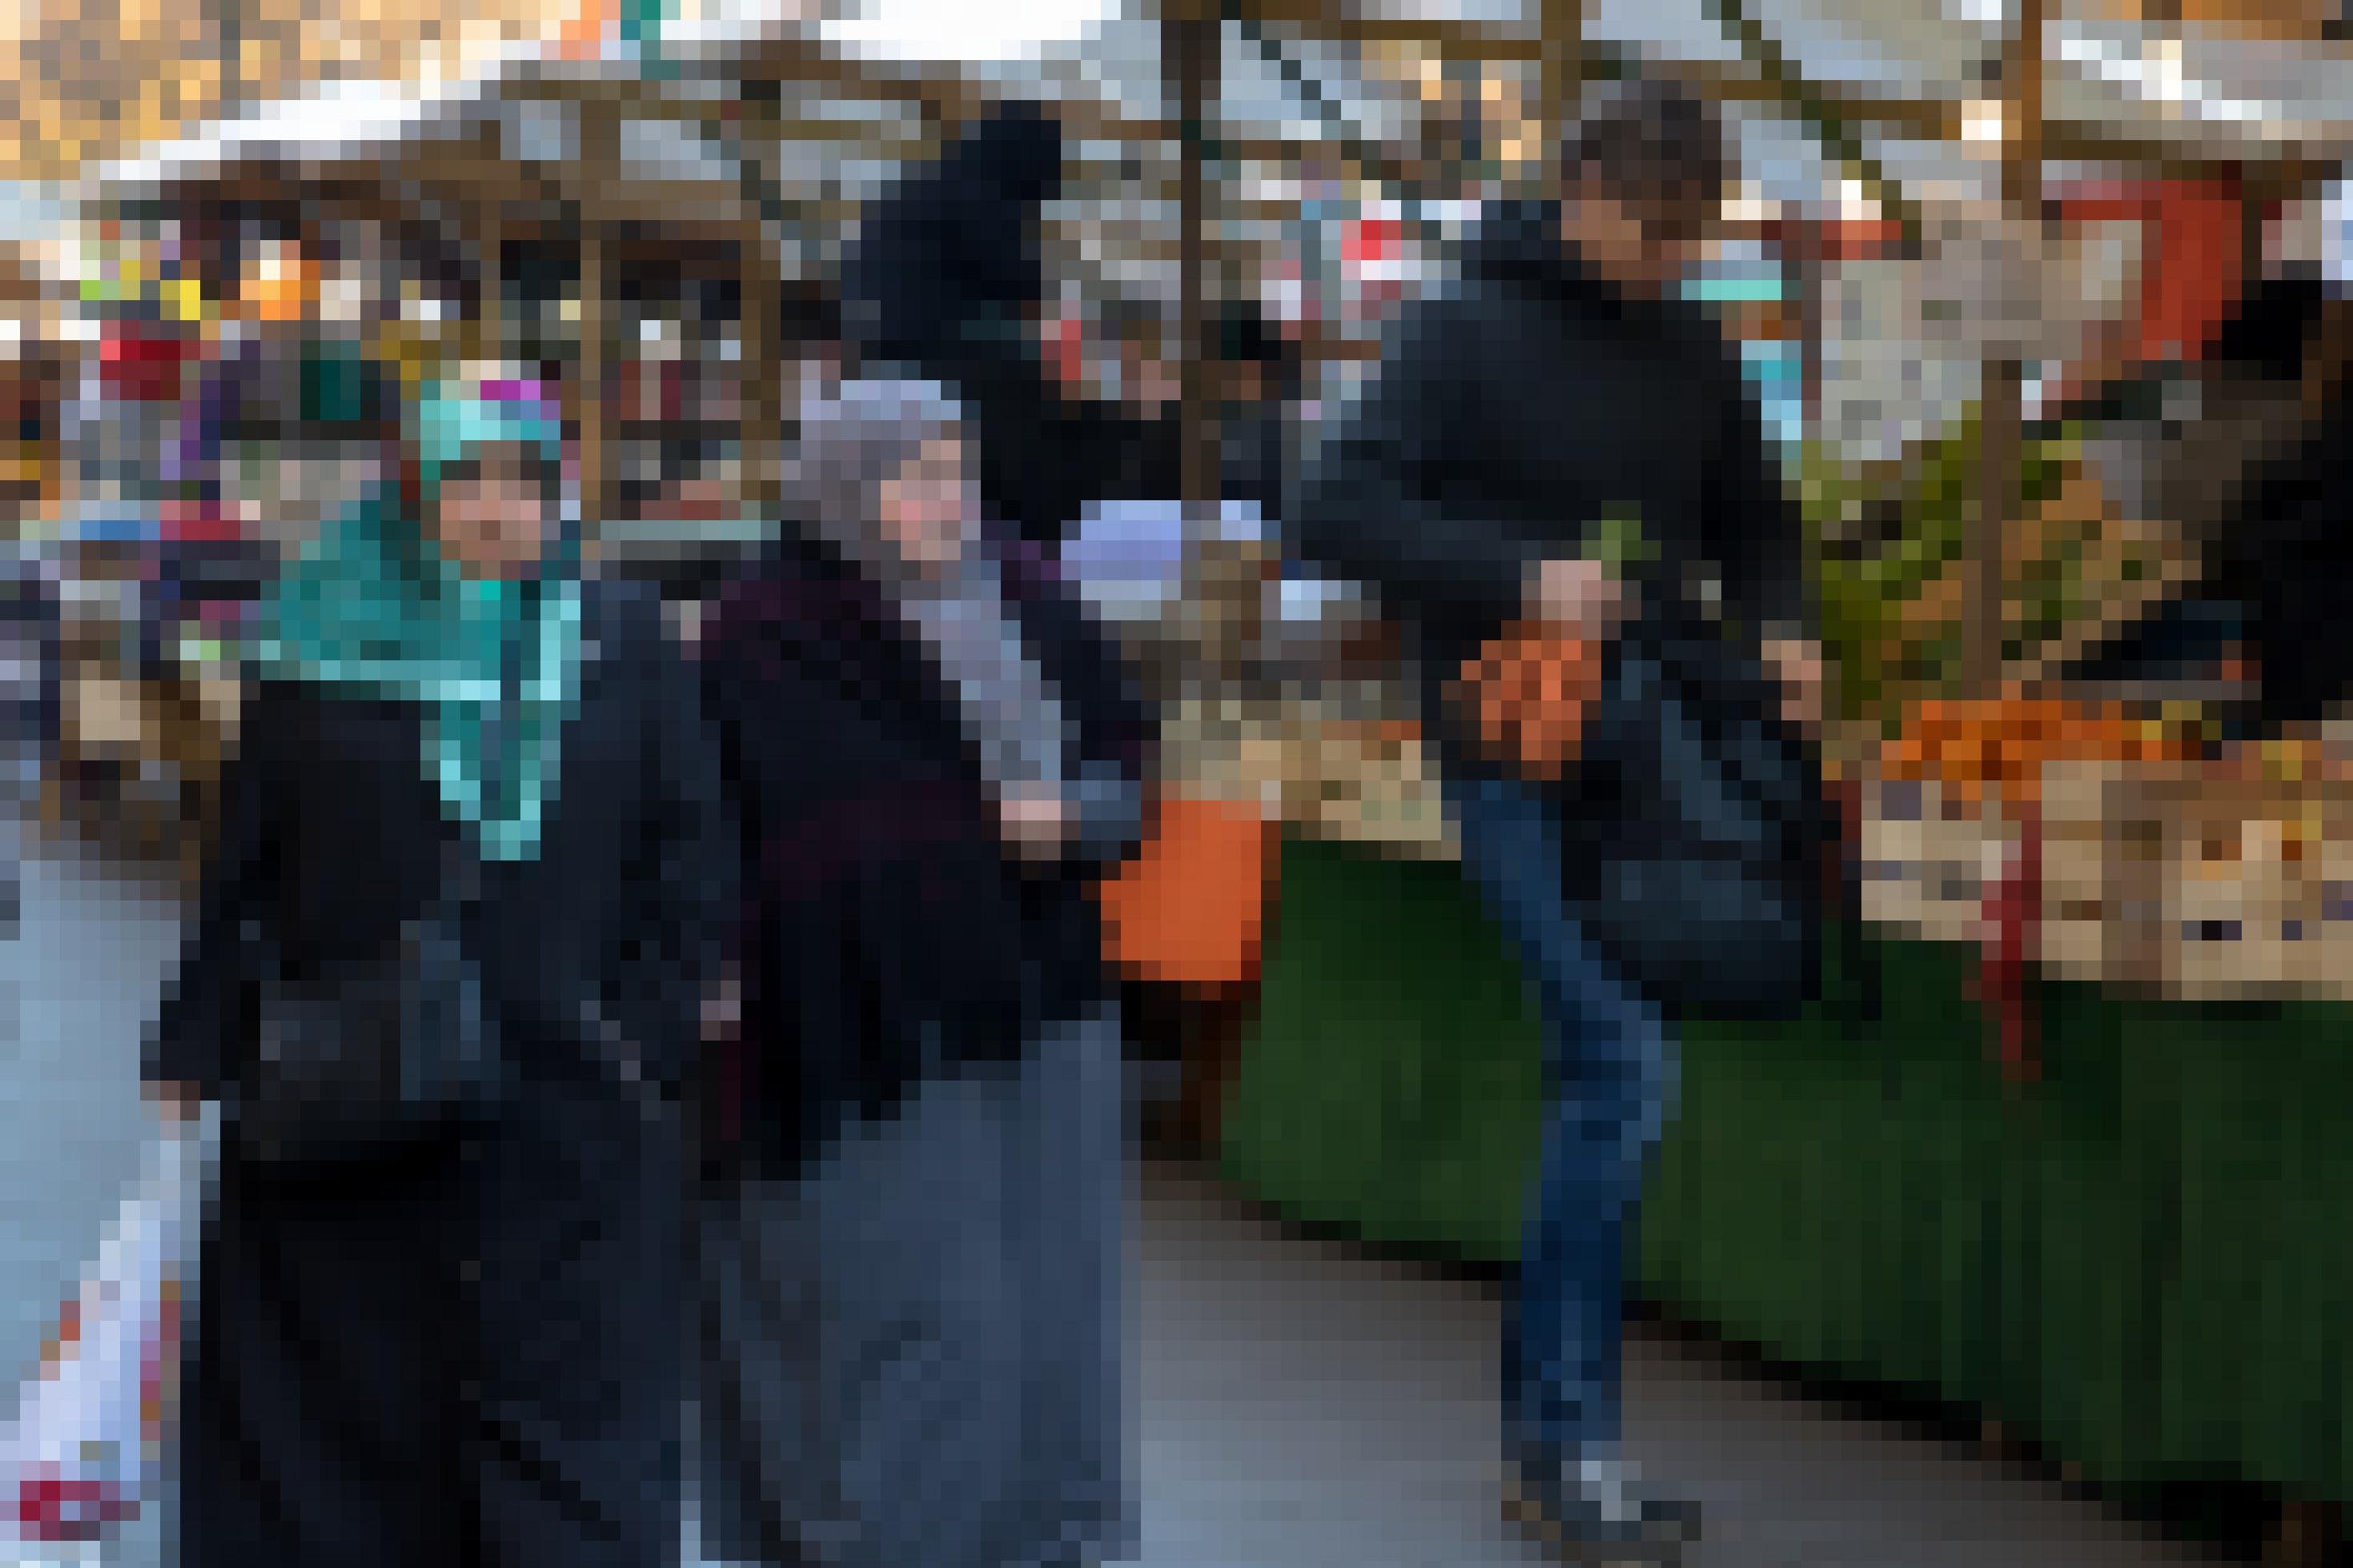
[998,789,1075,861]
[1763,636,1826,732]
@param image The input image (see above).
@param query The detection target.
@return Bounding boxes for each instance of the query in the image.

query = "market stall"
[1199,0,2353,1545]
[42,0,2353,1531]
[30,42,809,871]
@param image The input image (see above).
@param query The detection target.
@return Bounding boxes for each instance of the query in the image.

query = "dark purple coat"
[698,529,1147,1176]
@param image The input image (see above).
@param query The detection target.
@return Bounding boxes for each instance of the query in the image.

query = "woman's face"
[431,443,554,581]
[877,436,976,573]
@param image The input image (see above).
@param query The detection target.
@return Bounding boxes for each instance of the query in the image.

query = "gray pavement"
[3,815,2235,1567]
[1134,1162,2230,1568]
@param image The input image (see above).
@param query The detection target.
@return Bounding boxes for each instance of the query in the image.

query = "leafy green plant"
[1799,410,2086,729]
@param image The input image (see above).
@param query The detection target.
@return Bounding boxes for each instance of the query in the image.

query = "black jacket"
[2214,387,2353,724]
[2190,271,2353,723]
[698,531,1147,1177]
[935,343,1183,550]
[149,578,737,1109]
[1292,200,1809,761]
[841,101,1184,547]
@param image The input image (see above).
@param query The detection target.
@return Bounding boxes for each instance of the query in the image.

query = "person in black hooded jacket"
[1290,78,1820,1562]
[841,99,1182,550]
[2064,265,2353,721]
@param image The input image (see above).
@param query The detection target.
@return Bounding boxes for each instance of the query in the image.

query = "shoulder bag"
[231,832,509,1165]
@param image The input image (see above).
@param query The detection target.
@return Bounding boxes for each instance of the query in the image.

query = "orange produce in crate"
[1878,697,2194,814]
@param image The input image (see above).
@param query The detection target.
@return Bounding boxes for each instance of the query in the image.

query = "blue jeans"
[1448,773,1676,1460]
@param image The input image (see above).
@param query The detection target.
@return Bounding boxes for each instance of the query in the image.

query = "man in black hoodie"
[1292,78,1817,1560]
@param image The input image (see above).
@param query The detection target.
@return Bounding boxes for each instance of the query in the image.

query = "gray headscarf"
[788,376,1074,800]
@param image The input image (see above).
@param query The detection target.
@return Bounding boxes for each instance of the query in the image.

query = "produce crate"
[2090,760,2353,1003]
[1879,752,2353,1003]
[2038,760,2125,982]
[1860,776,2020,947]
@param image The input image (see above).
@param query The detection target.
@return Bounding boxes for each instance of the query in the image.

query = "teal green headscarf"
[257,373,584,862]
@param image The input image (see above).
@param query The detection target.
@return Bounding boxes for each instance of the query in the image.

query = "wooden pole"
[480,140,506,365]
[1166,0,1219,515]
[1967,0,2044,700]
[1790,218,1825,432]
[742,218,779,518]
[1543,0,1586,180]
[743,78,785,518]
[579,102,617,538]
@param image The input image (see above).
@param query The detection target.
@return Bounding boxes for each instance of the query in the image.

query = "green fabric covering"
[1220,839,1548,1261]
[1223,834,2353,1504]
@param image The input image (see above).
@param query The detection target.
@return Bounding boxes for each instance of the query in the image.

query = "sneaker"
[1502,1446,1700,1565]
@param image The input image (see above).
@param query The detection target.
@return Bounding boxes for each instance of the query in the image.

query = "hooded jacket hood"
[844,101,1068,366]
[1460,198,1697,347]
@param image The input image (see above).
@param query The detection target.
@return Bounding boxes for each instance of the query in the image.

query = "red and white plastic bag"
[4,1117,211,1544]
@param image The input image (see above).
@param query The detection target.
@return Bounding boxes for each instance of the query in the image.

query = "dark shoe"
[1503,1447,1700,1566]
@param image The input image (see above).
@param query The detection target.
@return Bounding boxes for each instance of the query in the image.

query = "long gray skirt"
[697,1009,1132,1568]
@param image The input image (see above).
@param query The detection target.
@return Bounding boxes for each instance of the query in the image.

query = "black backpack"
[1551,610,1856,1023]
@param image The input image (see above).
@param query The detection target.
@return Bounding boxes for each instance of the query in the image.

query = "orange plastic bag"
[1098,793,1279,992]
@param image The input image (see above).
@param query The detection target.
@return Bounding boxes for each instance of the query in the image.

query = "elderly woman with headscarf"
[146,366,734,1567]
[695,377,1146,1568]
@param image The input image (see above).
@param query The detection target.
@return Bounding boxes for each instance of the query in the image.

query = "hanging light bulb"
[1963,98,2010,148]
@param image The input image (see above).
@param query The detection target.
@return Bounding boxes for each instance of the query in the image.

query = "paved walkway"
[1132,1162,2228,1568]
[2,814,183,1568]
[4,816,2235,1567]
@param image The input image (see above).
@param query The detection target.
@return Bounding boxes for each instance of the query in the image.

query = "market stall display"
[1192,3,2353,1546]
[26,1,2353,1542]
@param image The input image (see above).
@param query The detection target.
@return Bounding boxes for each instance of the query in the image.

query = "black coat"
[1291,200,1809,762]
[2214,388,2353,724]
[151,576,734,1104]
[147,576,736,1568]
[1290,202,1844,1019]
[841,101,1183,547]
[2188,271,2353,724]
[698,531,1146,1177]
[937,344,1183,551]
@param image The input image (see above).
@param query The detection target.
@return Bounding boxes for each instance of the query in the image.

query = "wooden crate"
[2039,760,2125,983]
[2084,763,2353,1003]
[1861,776,2020,948]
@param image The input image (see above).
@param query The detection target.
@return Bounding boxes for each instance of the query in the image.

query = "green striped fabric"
[1223,834,2353,1504]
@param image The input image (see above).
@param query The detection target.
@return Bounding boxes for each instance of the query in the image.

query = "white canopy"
[1583,0,2353,162]
[86,62,519,195]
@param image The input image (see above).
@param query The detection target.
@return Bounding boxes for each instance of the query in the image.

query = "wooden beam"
[741,213,780,516]
[579,98,616,535]
[1230,0,1549,52]
[1166,0,1220,514]
[1968,0,2046,700]
[1542,0,1586,178]
[478,123,509,363]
